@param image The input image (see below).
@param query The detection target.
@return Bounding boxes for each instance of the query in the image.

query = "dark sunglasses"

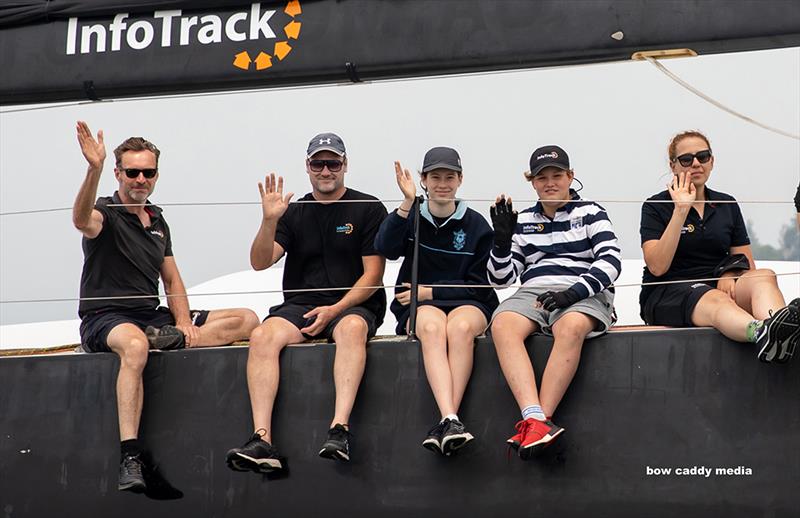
[673,150,712,167]
[122,168,158,179]
[308,159,343,173]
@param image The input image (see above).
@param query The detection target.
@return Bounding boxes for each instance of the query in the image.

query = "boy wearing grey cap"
[226,133,387,472]
[487,145,621,460]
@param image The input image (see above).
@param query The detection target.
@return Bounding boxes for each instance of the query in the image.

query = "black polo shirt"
[78,192,172,318]
[639,186,750,299]
[274,188,387,324]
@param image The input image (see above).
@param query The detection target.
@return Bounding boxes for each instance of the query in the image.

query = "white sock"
[442,414,459,423]
[522,405,546,421]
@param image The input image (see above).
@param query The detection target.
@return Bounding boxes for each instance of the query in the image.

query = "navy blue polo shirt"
[274,188,387,325]
[79,192,172,318]
[639,186,750,299]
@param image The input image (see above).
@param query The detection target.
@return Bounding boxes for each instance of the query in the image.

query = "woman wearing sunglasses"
[639,130,798,363]
[374,147,498,456]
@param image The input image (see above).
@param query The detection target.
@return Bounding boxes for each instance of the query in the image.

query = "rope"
[1,272,797,306]
[644,56,800,140]
[0,197,794,217]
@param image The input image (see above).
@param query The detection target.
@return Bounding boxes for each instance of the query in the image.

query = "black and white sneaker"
[119,453,147,493]
[422,419,448,454]
[757,300,800,363]
[226,432,284,473]
[145,325,185,350]
[319,424,351,461]
[441,419,474,455]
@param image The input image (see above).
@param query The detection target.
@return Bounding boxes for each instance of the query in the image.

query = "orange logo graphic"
[234,1,302,71]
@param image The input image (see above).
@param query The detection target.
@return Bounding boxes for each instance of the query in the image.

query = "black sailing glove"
[537,288,582,312]
[490,197,517,253]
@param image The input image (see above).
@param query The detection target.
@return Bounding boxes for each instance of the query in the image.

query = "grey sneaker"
[226,432,284,473]
[145,325,185,350]
[757,300,800,363]
[319,424,351,461]
[441,419,474,455]
[119,453,147,492]
[422,419,448,454]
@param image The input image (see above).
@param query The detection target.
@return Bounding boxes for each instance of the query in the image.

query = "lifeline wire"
[644,56,800,140]
[0,197,793,217]
[1,272,797,305]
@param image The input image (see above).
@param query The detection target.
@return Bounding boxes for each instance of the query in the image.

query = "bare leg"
[445,306,487,412]
[538,312,594,417]
[330,315,369,427]
[192,308,260,347]
[247,318,303,443]
[106,324,150,441]
[692,289,758,342]
[415,306,455,418]
[733,269,786,320]
[491,311,539,411]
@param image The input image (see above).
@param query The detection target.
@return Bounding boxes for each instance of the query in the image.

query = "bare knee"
[248,324,284,359]
[118,338,149,372]
[239,310,260,335]
[418,318,445,341]
[334,315,368,344]
[551,324,586,348]
[447,319,478,345]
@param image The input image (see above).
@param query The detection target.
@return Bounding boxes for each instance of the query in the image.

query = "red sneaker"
[514,418,564,459]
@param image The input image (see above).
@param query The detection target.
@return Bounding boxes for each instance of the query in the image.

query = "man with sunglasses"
[226,132,387,473]
[72,121,259,494]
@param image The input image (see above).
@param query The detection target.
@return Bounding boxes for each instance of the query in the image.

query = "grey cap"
[422,146,462,173]
[307,132,346,157]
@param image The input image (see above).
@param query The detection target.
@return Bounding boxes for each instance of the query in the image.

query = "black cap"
[422,146,462,173]
[307,132,346,157]
[529,145,570,177]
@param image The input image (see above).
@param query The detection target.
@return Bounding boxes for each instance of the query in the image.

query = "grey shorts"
[491,287,616,339]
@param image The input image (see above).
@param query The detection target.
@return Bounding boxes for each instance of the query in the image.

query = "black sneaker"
[226,432,284,473]
[757,300,800,363]
[145,325,185,350]
[422,419,448,454]
[441,419,474,455]
[119,453,147,493]
[319,424,351,461]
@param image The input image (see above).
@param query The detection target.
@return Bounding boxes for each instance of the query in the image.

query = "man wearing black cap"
[226,132,387,472]
[487,145,621,460]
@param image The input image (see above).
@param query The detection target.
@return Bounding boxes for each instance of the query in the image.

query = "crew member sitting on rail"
[487,145,621,460]
[374,147,498,456]
[226,132,387,473]
[72,121,259,494]
[639,130,798,363]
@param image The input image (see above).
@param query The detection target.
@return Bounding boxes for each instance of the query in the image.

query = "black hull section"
[1,328,798,517]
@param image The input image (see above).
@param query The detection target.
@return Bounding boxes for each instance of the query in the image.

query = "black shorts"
[266,303,378,341]
[640,281,716,327]
[79,306,209,353]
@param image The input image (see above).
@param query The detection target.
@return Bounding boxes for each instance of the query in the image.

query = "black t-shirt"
[275,188,388,324]
[79,192,172,318]
[639,187,750,301]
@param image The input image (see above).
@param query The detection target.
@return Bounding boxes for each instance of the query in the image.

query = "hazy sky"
[1,47,798,325]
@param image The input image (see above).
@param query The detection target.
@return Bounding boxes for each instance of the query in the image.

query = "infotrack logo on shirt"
[65,1,303,72]
[522,223,545,233]
[336,223,354,235]
[150,230,165,239]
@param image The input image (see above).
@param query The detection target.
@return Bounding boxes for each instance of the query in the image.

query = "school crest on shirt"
[570,218,583,230]
[681,224,695,234]
[452,229,466,251]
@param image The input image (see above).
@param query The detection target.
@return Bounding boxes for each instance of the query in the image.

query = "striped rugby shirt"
[487,193,622,299]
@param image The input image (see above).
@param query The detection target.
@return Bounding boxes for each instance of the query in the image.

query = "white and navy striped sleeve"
[487,236,525,288]
[568,206,622,298]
